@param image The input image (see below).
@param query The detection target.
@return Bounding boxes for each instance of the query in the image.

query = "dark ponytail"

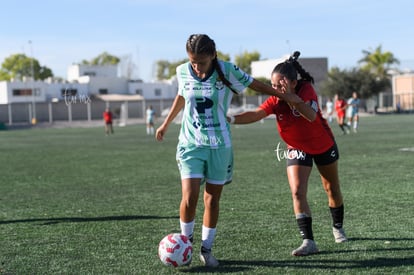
[186,34,237,94]
[273,51,314,84]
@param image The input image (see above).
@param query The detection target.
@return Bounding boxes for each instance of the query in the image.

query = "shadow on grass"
[349,237,414,241]
[181,255,414,273]
[0,215,179,225]
[179,244,414,273]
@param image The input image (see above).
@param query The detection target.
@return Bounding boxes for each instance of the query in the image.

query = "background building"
[251,56,329,92]
[392,74,414,112]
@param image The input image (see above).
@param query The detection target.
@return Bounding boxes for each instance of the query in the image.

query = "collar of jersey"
[188,63,215,82]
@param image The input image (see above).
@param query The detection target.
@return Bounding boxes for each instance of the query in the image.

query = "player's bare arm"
[291,101,317,122]
[230,108,267,124]
[156,95,185,141]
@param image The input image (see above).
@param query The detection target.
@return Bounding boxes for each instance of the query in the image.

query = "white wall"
[251,56,288,79]
[0,82,8,104]
[79,76,129,95]
[44,82,89,101]
[0,81,46,104]
[128,80,177,100]
[67,64,118,82]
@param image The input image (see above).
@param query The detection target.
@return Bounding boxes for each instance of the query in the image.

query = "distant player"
[229,52,348,256]
[146,105,155,135]
[335,93,351,134]
[325,97,334,123]
[348,92,360,133]
[103,107,114,135]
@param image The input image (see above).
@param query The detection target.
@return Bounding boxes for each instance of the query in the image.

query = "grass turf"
[0,114,413,274]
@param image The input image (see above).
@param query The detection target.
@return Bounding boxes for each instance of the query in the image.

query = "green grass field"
[1,114,413,274]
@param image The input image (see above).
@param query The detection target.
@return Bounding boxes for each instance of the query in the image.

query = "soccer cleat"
[199,247,219,267]
[333,227,348,243]
[291,239,319,256]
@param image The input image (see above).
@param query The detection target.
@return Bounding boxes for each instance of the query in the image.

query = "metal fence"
[0,98,175,125]
[0,95,269,126]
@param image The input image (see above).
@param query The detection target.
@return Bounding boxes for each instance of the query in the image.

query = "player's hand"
[155,125,167,141]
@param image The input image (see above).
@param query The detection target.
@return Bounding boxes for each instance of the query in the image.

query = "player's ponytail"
[273,51,314,84]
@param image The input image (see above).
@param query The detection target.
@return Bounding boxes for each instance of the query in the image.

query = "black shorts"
[286,143,339,167]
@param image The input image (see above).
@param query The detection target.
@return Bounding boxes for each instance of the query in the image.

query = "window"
[154,88,162,96]
[136,89,143,95]
[83,71,96,77]
[62,88,78,97]
[13,89,32,96]
[99,89,108,94]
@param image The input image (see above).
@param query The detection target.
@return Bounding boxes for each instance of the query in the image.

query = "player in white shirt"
[146,105,155,135]
[156,34,301,267]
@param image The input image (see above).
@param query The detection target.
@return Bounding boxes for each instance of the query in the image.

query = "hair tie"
[288,51,301,63]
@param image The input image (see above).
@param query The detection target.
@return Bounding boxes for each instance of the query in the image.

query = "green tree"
[0,54,53,81]
[155,59,187,80]
[358,45,400,78]
[320,46,398,99]
[217,51,230,62]
[320,67,390,99]
[234,50,260,74]
[234,51,261,96]
[81,51,120,65]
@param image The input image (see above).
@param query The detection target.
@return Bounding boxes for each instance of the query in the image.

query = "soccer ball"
[158,233,192,267]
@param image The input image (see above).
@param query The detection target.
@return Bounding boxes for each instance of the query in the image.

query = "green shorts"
[176,145,233,185]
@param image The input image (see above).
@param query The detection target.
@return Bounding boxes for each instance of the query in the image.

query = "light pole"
[29,40,36,124]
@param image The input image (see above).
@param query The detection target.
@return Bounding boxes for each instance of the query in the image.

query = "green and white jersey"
[176,60,253,148]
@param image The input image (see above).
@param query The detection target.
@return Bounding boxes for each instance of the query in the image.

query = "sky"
[1,0,413,82]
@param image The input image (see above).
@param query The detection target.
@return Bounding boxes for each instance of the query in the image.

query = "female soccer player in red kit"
[229,52,347,256]
[334,93,351,134]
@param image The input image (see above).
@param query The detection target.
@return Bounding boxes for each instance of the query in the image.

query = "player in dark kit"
[229,52,347,256]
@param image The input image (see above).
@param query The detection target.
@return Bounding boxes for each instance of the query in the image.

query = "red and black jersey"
[103,111,113,123]
[260,81,335,154]
[335,99,347,117]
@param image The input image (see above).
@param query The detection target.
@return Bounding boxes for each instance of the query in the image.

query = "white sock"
[150,127,154,134]
[146,127,150,135]
[353,121,358,129]
[201,225,216,250]
[180,220,195,239]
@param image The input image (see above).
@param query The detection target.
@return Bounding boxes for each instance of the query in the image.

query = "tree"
[0,54,53,81]
[320,67,390,99]
[217,51,230,62]
[234,51,261,96]
[155,58,187,80]
[81,52,120,65]
[234,50,260,74]
[358,45,400,78]
[320,46,399,99]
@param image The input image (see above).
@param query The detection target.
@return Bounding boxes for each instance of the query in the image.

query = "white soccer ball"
[158,233,192,267]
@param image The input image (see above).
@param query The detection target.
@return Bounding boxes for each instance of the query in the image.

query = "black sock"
[330,204,344,229]
[296,217,314,240]
[339,124,345,132]
[201,246,211,253]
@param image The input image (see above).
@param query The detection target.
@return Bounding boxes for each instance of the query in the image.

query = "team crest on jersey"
[292,107,301,117]
[215,81,224,90]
